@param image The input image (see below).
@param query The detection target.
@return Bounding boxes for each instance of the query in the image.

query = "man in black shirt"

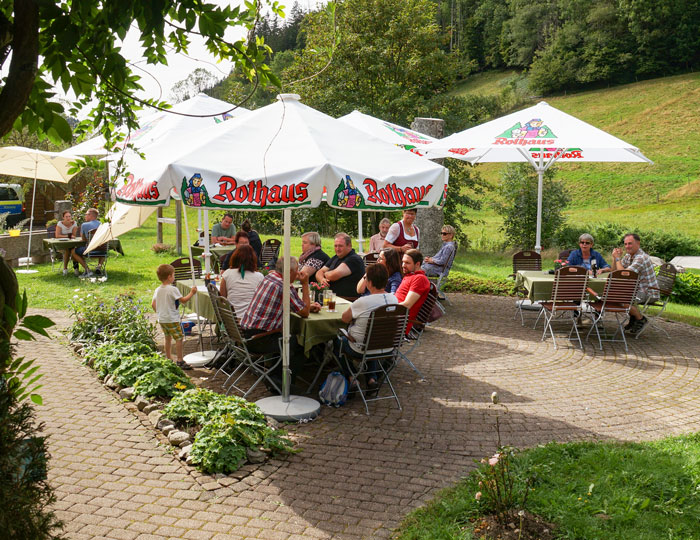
[316,232,365,298]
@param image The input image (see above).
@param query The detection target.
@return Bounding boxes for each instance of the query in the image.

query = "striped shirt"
[241,272,305,332]
[621,248,659,300]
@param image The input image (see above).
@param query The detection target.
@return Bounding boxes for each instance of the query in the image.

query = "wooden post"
[411,117,445,257]
[175,201,183,255]
[156,208,163,244]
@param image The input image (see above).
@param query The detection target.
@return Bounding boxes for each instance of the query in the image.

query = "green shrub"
[84,342,154,377]
[109,354,193,398]
[444,272,515,296]
[673,271,700,306]
[163,388,264,427]
[68,293,156,348]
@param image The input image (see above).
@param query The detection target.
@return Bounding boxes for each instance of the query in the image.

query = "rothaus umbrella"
[114,93,448,420]
[338,111,438,251]
[424,101,652,251]
[0,146,79,273]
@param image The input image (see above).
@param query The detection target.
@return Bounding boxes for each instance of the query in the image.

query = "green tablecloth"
[175,279,216,321]
[291,299,350,356]
[176,278,349,355]
[42,237,124,255]
[515,270,606,301]
[190,245,234,260]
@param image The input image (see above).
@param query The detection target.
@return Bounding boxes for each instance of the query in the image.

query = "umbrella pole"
[357,210,364,253]
[182,206,204,352]
[18,160,39,274]
[535,167,544,254]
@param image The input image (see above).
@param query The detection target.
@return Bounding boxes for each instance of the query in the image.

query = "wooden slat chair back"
[336,304,408,415]
[259,239,281,268]
[558,249,573,261]
[170,257,202,281]
[539,265,588,350]
[512,250,543,324]
[585,269,639,352]
[362,252,380,266]
[214,295,282,396]
[636,263,677,339]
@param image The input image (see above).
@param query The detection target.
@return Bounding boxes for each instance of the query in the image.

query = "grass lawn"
[396,433,700,540]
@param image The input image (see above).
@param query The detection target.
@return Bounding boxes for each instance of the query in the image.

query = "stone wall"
[0,231,50,267]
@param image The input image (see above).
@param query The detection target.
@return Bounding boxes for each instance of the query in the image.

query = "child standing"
[152,264,197,370]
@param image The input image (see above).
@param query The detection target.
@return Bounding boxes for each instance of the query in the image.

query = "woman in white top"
[383,208,419,253]
[55,210,79,275]
[219,244,264,320]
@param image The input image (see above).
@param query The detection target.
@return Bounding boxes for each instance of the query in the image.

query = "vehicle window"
[0,187,16,201]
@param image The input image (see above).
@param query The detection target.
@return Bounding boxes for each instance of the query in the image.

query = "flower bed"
[68,292,295,474]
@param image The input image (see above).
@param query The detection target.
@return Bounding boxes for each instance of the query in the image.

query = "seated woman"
[298,231,330,282]
[219,244,264,320]
[422,225,457,277]
[240,219,262,259]
[55,210,78,276]
[566,233,611,275]
[356,247,403,295]
[219,231,250,271]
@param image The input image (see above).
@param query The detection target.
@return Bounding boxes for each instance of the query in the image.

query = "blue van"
[0,183,25,227]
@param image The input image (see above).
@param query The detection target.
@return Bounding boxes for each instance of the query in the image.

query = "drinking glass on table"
[323,289,331,307]
[327,292,336,312]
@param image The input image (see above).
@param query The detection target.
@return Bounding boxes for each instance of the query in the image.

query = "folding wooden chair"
[336,304,408,415]
[585,269,639,352]
[636,263,677,339]
[214,295,283,397]
[259,239,281,269]
[362,252,380,266]
[398,282,439,380]
[558,249,573,261]
[170,257,202,281]
[85,229,109,278]
[511,250,542,325]
[539,266,588,350]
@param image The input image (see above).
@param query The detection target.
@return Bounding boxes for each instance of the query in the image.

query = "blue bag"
[318,371,349,407]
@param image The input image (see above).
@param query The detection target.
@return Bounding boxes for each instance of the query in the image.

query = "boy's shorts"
[160,321,184,340]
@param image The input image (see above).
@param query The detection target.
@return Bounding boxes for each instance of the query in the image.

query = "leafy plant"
[673,271,700,306]
[84,342,155,377]
[443,272,514,296]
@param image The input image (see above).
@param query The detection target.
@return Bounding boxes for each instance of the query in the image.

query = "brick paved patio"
[23,294,700,539]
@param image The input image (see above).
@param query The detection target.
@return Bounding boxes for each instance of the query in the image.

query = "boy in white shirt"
[152,264,197,369]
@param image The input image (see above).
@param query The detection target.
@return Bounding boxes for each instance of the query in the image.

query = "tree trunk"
[411,117,445,257]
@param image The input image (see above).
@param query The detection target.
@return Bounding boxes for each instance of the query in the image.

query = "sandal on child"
[176,360,193,370]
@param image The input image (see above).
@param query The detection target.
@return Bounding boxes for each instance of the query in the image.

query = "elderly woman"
[219,245,264,320]
[298,231,330,282]
[55,210,78,276]
[422,225,457,277]
[566,233,611,275]
[356,247,403,295]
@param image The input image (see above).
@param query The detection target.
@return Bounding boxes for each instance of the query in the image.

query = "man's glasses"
[579,241,591,245]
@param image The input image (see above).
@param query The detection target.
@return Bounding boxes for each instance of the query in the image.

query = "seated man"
[240,256,320,391]
[422,225,457,277]
[338,264,398,388]
[395,249,430,333]
[298,231,330,283]
[71,207,104,277]
[610,233,659,334]
[211,213,236,245]
[316,233,365,298]
[220,231,250,271]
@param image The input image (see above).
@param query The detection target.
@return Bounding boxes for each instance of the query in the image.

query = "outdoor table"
[291,298,351,356]
[42,237,125,256]
[190,244,233,261]
[515,270,607,301]
[175,278,349,355]
[175,279,216,321]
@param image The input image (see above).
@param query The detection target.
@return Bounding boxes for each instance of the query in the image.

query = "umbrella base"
[255,395,320,423]
[16,268,38,274]
[183,350,217,368]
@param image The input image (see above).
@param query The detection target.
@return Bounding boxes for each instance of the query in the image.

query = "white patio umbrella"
[0,146,79,273]
[339,111,439,251]
[114,93,448,420]
[85,202,156,253]
[424,101,652,251]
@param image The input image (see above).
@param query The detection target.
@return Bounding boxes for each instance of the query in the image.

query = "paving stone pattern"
[23,295,700,539]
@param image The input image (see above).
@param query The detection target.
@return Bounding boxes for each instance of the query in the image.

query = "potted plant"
[309,281,328,304]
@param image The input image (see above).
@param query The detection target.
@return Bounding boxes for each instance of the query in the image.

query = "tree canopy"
[0,0,282,145]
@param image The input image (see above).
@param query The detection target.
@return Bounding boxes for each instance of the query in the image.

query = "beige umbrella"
[0,146,78,273]
[85,202,156,253]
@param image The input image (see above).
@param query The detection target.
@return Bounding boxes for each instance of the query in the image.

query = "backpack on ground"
[318,371,349,407]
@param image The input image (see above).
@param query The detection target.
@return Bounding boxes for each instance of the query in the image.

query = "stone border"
[70,341,293,495]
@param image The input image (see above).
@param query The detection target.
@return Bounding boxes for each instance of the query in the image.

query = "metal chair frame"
[636,263,677,339]
[204,282,233,375]
[214,295,283,397]
[428,242,458,306]
[585,269,639,352]
[84,229,109,278]
[398,282,439,380]
[539,266,589,350]
[46,226,59,271]
[511,250,543,325]
[335,304,408,415]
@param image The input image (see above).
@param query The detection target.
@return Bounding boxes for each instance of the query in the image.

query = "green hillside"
[456,72,700,244]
